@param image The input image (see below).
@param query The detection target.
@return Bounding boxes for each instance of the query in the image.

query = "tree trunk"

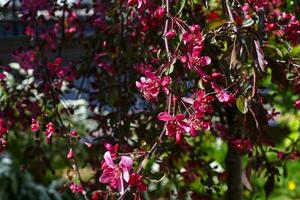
[226,144,243,200]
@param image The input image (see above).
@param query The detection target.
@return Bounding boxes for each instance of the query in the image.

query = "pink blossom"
[70,130,79,138]
[193,90,214,114]
[277,151,284,160]
[0,73,6,80]
[136,72,171,100]
[31,118,40,132]
[154,7,165,19]
[47,58,64,78]
[165,30,177,39]
[0,118,8,137]
[12,50,37,70]
[158,112,190,143]
[283,15,300,45]
[188,115,211,137]
[45,122,55,144]
[69,182,83,193]
[183,32,192,44]
[211,82,235,103]
[100,151,133,194]
[67,149,74,160]
[104,143,119,154]
[180,25,211,79]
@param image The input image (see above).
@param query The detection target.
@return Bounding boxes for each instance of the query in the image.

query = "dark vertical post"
[226,144,243,200]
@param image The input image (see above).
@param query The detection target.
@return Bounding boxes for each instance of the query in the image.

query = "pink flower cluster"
[99,143,147,194]
[180,25,211,78]
[69,182,84,194]
[158,90,214,143]
[283,15,300,45]
[158,112,191,143]
[12,50,37,70]
[211,82,235,104]
[136,72,171,100]
[99,151,133,194]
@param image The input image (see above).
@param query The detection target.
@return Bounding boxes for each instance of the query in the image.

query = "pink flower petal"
[183,32,192,44]
[119,156,133,171]
[118,175,125,194]
[178,121,190,132]
[199,56,211,66]
[99,168,114,183]
[104,151,115,168]
[123,170,130,182]
[157,112,173,121]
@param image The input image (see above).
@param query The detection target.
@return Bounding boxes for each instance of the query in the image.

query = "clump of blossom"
[69,182,84,194]
[192,90,214,114]
[211,82,235,104]
[283,15,300,45]
[12,50,37,70]
[47,58,64,78]
[158,112,190,143]
[188,114,212,137]
[136,72,171,100]
[181,91,214,137]
[180,25,211,79]
[99,151,133,194]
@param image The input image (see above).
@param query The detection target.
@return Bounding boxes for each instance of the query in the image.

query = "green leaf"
[236,95,248,114]
[165,59,176,75]
[242,18,254,27]
[175,0,186,15]
[291,45,300,57]
[192,0,201,4]
[263,44,283,59]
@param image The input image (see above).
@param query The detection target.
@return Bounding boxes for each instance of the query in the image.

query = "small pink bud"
[154,7,165,19]
[67,149,74,160]
[0,73,6,80]
[70,130,79,139]
[128,0,137,6]
[104,143,114,151]
[165,30,176,39]
[31,118,40,132]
